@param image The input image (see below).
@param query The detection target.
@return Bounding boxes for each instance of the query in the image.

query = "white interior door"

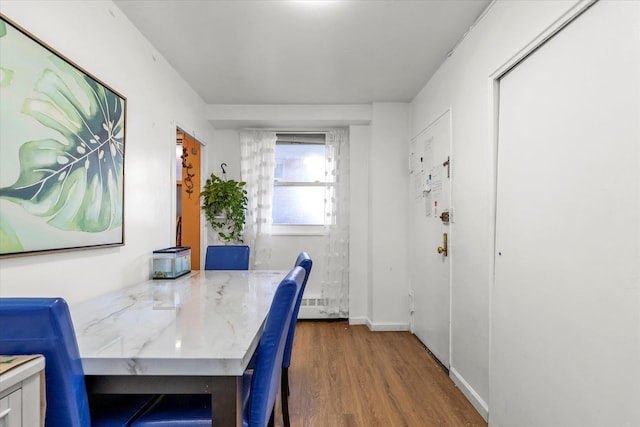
[492,2,640,426]
[411,111,452,367]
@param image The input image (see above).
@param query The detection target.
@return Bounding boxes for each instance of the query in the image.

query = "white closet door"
[492,1,640,426]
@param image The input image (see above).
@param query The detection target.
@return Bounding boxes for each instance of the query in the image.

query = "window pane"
[272,186,324,225]
[274,144,326,182]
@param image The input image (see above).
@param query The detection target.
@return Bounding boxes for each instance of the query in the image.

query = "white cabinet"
[0,356,45,427]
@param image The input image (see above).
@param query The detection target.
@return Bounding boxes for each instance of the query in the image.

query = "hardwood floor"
[273,320,487,427]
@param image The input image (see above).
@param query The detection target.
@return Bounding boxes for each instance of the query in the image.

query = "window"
[272,134,326,227]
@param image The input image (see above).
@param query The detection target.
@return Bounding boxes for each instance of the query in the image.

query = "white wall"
[205,104,371,130]
[266,235,325,299]
[369,103,411,330]
[206,129,242,183]
[348,124,371,323]
[0,0,216,304]
[205,107,410,328]
[409,0,587,419]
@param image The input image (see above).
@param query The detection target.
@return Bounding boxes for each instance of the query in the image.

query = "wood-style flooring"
[273,320,487,427]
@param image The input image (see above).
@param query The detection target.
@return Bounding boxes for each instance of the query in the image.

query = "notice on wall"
[412,111,451,218]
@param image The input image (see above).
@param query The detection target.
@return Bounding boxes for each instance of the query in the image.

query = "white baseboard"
[450,367,489,421]
[300,312,409,331]
[348,317,368,325]
[366,321,411,332]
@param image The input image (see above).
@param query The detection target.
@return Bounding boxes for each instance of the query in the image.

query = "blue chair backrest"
[247,266,305,427]
[204,245,250,270]
[282,253,313,369]
[0,298,91,427]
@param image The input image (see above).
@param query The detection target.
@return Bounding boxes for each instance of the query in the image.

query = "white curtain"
[240,130,276,269]
[321,129,350,316]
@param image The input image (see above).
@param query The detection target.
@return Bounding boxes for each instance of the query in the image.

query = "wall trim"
[450,367,489,421]
[348,317,409,331]
[490,0,597,81]
[205,104,372,129]
[348,316,368,326]
[366,321,411,332]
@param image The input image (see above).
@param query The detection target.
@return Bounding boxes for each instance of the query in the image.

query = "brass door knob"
[437,233,448,256]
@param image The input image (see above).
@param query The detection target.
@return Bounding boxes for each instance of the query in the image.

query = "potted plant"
[200,173,248,243]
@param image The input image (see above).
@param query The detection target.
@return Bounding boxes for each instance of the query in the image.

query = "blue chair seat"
[204,245,250,270]
[0,298,157,427]
[244,253,313,426]
[281,252,313,426]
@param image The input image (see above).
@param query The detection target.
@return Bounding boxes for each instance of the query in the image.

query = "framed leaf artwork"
[0,15,126,257]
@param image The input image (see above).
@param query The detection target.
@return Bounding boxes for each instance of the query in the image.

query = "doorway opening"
[176,129,202,270]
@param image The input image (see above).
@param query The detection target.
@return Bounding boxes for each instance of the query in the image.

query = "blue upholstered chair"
[204,245,250,270]
[131,266,306,427]
[281,252,313,426]
[0,298,157,427]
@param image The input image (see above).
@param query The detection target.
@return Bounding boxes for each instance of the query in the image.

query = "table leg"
[211,376,243,427]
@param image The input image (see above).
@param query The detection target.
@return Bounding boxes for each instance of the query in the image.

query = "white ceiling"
[114,0,490,105]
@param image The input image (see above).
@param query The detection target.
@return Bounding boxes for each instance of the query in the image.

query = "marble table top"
[71,270,286,377]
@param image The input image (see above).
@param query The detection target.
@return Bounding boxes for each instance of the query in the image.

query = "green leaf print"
[0,56,124,232]
[0,211,24,252]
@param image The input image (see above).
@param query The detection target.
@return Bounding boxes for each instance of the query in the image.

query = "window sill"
[271,225,325,236]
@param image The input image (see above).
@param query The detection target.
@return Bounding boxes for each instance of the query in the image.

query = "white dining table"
[70,269,287,427]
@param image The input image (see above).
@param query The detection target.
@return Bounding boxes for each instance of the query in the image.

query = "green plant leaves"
[201,173,247,243]
[0,55,124,232]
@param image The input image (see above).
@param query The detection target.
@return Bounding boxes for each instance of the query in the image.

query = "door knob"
[437,233,448,257]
